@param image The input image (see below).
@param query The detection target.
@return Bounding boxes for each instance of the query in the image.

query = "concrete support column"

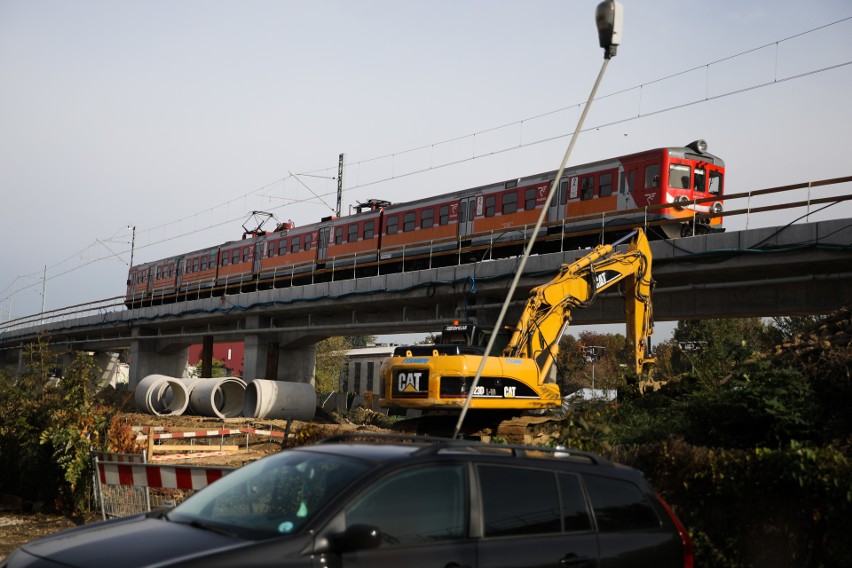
[242,329,319,386]
[94,352,123,388]
[274,343,317,386]
[200,336,213,378]
[129,329,189,390]
[243,333,272,381]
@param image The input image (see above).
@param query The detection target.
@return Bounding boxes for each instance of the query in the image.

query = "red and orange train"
[126,140,725,308]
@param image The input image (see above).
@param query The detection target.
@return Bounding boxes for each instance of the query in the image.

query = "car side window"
[559,474,592,532]
[583,475,661,532]
[344,465,466,546]
[478,465,561,537]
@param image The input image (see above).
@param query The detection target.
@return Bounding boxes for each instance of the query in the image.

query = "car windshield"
[168,449,371,539]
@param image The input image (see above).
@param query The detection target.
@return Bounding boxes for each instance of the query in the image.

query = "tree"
[766,314,827,345]
[314,336,349,397]
[344,336,376,348]
[670,318,771,386]
[193,358,229,378]
[557,331,632,393]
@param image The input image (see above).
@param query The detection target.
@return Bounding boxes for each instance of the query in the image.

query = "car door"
[474,465,599,568]
[314,463,476,568]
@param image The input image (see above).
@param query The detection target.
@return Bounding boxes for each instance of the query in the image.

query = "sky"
[1,0,851,343]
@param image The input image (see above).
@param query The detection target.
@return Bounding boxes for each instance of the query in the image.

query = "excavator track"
[391,412,564,445]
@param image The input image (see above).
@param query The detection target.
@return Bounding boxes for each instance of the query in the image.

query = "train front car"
[628,139,725,238]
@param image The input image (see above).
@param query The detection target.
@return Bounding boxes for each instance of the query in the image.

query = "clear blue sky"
[1,0,851,341]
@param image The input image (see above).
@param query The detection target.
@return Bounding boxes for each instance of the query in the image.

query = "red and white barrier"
[97,461,232,490]
[92,451,146,463]
[135,427,286,442]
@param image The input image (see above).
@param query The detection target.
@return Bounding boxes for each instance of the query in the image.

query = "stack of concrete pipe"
[135,374,316,421]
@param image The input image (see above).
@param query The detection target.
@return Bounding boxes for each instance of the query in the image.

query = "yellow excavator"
[379,229,655,412]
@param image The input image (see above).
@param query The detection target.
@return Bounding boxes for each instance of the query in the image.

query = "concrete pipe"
[189,377,247,419]
[135,374,190,416]
[243,379,316,421]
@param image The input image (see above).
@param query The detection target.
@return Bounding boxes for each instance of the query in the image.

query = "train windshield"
[708,170,722,195]
[670,163,723,196]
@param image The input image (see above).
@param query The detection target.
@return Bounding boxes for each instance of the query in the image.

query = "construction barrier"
[133,426,290,458]
[92,451,233,519]
[92,451,150,520]
[97,461,232,490]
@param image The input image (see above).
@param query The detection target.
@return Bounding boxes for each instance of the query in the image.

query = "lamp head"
[596,1,623,59]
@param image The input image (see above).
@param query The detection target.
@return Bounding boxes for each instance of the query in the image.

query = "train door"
[253,242,264,275]
[174,256,184,291]
[317,227,330,261]
[458,196,479,237]
[547,178,569,222]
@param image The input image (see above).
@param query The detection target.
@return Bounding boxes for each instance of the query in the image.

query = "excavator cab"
[440,323,514,354]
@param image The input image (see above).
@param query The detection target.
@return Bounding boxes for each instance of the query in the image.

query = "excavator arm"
[503,229,655,380]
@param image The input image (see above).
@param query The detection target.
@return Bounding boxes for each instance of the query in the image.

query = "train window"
[485,195,496,217]
[421,208,434,229]
[559,180,568,205]
[278,240,287,256]
[386,215,399,235]
[210,252,217,267]
[599,173,613,197]
[403,212,416,232]
[233,249,241,264]
[581,177,594,200]
[200,257,207,271]
[305,234,313,251]
[502,191,518,214]
[193,258,200,272]
[244,246,252,260]
[335,226,344,245]
[290,236,301,253]
[222,252,230,267]
[459,204,466,224]
[348,224,358,243]
[669,164,691,189]
[525,188,536,210]
[169,265,175,277]
[364,220,375,239]
[709,171,722,195]
[645,164,660,189]
[439,205,449,225]
[694,168,706,193]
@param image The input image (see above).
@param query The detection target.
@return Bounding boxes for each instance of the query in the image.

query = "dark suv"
[4,434,693,568]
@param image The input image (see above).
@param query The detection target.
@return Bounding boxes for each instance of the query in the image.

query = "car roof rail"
[317,433,612,466]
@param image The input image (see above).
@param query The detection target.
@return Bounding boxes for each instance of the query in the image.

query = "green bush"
[620,439,852,568]
[0,335,113,513]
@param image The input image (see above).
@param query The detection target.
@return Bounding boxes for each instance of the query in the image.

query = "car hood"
[18,514,264,568]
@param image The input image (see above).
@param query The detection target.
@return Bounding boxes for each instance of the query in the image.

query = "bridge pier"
[129,329,189,390]
[242,327,317,385]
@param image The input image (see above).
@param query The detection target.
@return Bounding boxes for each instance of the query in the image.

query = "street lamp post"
[453,1,624,438]
[583,345,607,389]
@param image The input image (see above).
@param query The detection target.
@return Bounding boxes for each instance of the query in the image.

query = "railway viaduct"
[1,218,851,389]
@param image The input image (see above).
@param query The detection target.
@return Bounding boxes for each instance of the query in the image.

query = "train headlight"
[687,139,708,154]
[674,195,690,210]
[712,201,723,214]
